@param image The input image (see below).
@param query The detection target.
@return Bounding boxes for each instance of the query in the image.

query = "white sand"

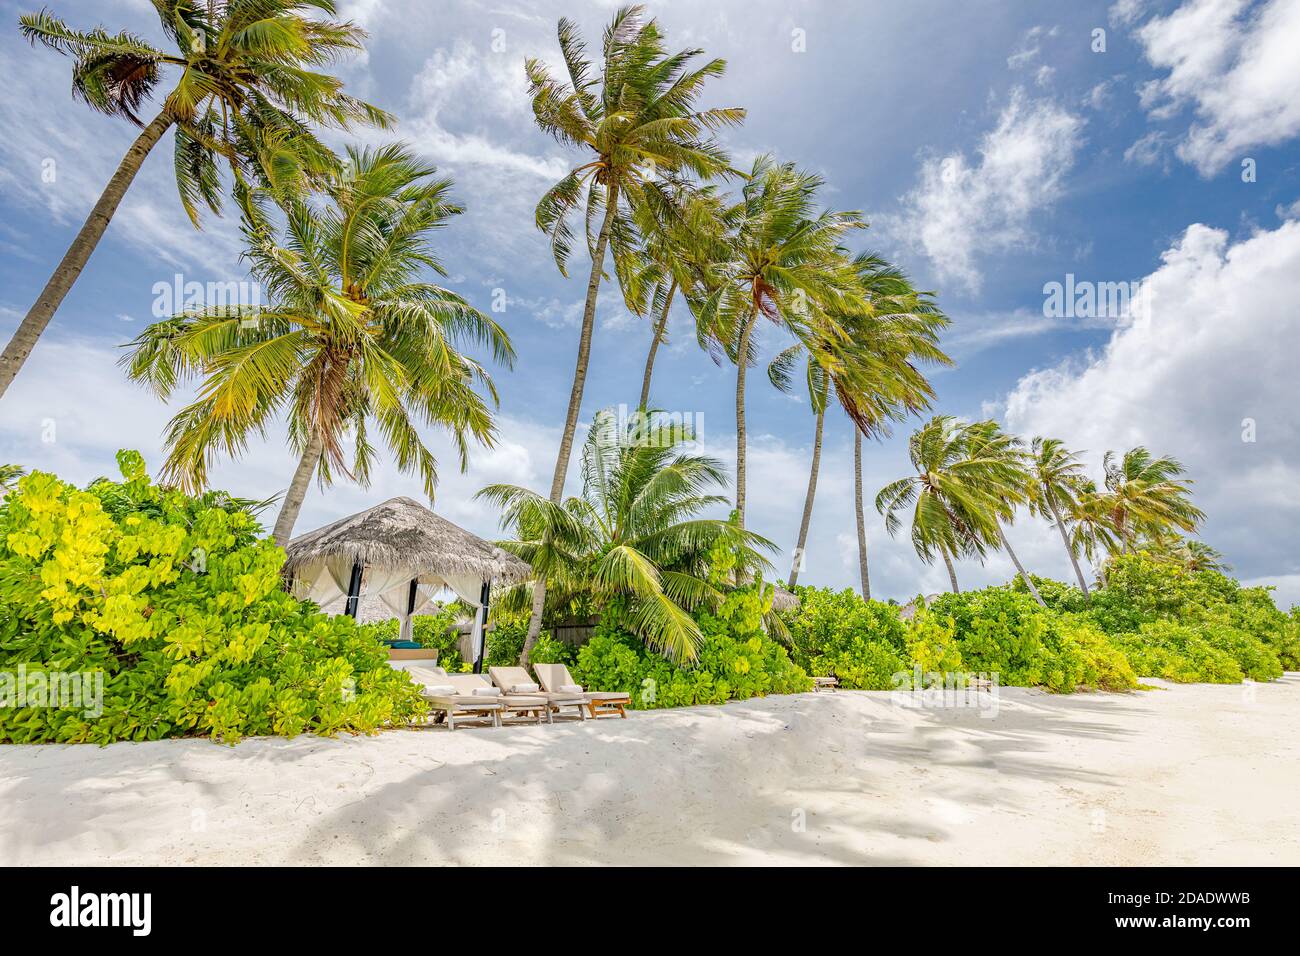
[2,675,1298,866]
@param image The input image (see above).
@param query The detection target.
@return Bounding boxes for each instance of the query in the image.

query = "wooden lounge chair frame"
[403,665,504,730]
[489,666,587,721]
[446,673,551,725]
[534,662,630,719]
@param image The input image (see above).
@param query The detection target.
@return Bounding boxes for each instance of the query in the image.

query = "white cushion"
[424,684,456,696]
[509,682,540,694]
[472,687,502,697]
[559,683,584,694]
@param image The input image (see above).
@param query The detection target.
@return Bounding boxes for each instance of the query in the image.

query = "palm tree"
[698,156,863,529]
[477,409,776,662]
[122,144,512,545]
[521,4,742,661]
[1,1,390,400]
[876,416,991,594]
[1136,533,1229,573]
[769,254,951,591]
[625,186,729,408]
[1102,446,1204,552]
[1028,436,1093,598]
[1069,479,1120,586]
[961,421,1046,607]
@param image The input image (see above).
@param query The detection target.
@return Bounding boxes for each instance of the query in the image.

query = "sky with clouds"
[1,0,1298,606]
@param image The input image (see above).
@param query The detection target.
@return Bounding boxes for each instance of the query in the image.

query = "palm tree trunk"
[733,304,760,529]
[997,522,1046,607]
[0,110,173,400]
[854,427,870,600]
[638,279,676,409]
[1047,496,1090,599]
[521,183,620,664]
[942,549,960,593]
[787,408,824,586]
[272,435,323,547]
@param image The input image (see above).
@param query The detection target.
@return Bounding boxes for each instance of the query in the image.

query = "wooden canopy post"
[344,559,364,618]
[473,580,492,673]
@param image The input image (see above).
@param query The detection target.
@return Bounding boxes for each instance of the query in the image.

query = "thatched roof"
[283,496,531,584]
[770,585,800,612]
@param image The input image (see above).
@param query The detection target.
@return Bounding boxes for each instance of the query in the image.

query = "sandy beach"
[2,675,1298,866]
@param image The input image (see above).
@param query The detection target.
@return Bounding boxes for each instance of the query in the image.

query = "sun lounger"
[405,665,502,730]
[445,673,550,725]
[489,665,587,721]
[534,663,630,719]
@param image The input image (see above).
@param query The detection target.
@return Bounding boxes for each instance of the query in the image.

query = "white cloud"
[881,88,1085,292]
[403,40,569,181]
[1124,129,1171,167]
[1130,0,1300,175]
[1002,216,1300,599]
[1109,0,1151,27]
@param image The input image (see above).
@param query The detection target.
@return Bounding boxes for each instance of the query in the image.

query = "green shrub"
[358,605,466,670]
[1052,615,1139,691]
[0,453,426,744]
[484,612,527,667]
[573,585,810,708]
[929,587,1138,692]
[526,632,575,666]
[783,585,908,687]
[1090,555,1297,671]
[1113,621,1246,683]
[905,607,963,678]
[1012,574,1088,613]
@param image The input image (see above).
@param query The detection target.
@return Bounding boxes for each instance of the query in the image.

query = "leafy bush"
[1011,574,1088,613]
[359,605,466,670]
[572,585,810,708]
[1112,622,1243,683]
[929,587,1138,692]
[484,611,527,667]
[783,586,909,688]
[0,453,426,744]
[526,632,575,666]
[1087,555,1295,672]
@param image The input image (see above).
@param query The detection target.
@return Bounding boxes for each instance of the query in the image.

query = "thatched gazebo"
[770,585,800,613]
[283,496,531,672]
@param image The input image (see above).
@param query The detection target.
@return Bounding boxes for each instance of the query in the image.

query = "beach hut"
[770,585,800,613]
[282,496,532,672]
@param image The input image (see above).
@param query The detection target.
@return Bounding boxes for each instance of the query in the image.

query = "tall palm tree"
[1101,446,1205,552]
[477,409,776,662]
[1136,533,1229,573]
[1,1,390,400]
[1027,437,1093,597]
[699,156,863,529]
[1069,479,1120,586]
[876,416,991,594]
[961,421,1046,607]
[122,144,512,545]
[625,186,729,408]
[769,254,951,591]
[520,4,742,661]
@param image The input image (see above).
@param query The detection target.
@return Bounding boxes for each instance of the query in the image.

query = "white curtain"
[294,560,490,659]
[290,555,357,612]
[441,573,488,665]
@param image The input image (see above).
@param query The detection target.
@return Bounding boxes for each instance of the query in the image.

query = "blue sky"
[2,0,1299,605]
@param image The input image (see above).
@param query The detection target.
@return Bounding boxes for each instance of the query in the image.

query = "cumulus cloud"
[1130,0,1300,175]
[881,89,1085,292]
[1002,216,1300,596]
